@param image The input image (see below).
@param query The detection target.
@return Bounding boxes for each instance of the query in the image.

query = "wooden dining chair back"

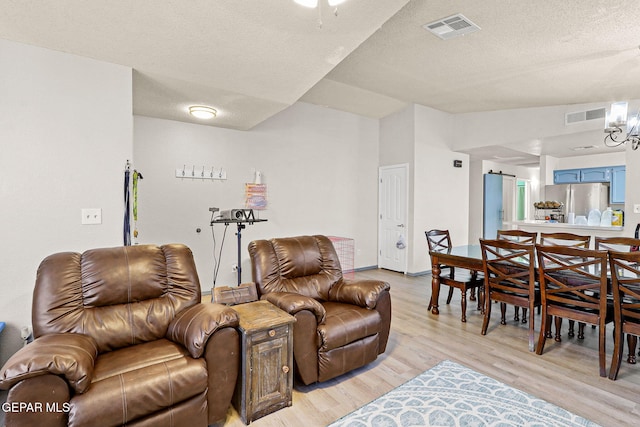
[595,236,640,252]
[607,250,640,380]
[540,232,591,248]
[535,244,612,377]
[426,230,483,322]
[540,232,593,339]
[497,229,538,323]
[479,239,538,351]
[497,229,537,244]
[425,229,452,253]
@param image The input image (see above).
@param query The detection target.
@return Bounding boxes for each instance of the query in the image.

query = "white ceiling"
[1,0,638,164]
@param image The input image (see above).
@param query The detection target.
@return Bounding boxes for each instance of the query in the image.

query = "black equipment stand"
[210,217,267,285]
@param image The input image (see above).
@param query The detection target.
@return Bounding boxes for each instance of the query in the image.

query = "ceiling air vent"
[565,107,606,125]
[423,14,481,40]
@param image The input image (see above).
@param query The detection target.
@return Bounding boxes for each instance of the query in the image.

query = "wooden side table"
[231,300,295,424]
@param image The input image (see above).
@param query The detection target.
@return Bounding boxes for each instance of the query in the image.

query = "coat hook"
[210,167,214,178]
[201,166,205,177]
[182,165,186,177]
[191,165,195,177]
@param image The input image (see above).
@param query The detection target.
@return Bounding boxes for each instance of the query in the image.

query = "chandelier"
[604,101,640,150]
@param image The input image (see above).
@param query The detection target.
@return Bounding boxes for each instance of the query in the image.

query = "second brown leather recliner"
[248,235,391,385]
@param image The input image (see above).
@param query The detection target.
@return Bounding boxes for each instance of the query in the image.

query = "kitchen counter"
[504,220,626,239]
[505,220,623,231]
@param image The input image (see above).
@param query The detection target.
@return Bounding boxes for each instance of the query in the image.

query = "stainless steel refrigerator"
[544,183,609,219]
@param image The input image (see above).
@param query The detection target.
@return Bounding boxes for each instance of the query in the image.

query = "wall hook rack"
[175,165,227,180]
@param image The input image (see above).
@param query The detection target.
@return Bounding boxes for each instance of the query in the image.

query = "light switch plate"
[634,204,640,214]
[81,208,102,225]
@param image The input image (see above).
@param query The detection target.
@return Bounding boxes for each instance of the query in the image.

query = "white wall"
[554,151,626,169]
[413,105,469,273]
[0,40,132,364]
[133,102,380,289]
[379,104,470,274]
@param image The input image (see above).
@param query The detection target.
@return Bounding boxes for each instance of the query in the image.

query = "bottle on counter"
[600,207,613,227]
[612,209,624,227]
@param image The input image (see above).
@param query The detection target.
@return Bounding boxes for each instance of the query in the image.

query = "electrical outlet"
[81,208,102,225]
[231,264,238,273]
[634,204,640,214]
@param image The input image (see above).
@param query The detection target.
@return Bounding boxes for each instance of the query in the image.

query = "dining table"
[429,244,483,315]
[429,243,640,366]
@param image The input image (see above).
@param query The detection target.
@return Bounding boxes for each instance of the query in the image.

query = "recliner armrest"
[329,279,391,309]
[167,303,239,358]
[261,292,326,324]
[0,333,98,393]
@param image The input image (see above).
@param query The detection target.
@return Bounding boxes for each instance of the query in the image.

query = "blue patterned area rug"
[328,360,600,427]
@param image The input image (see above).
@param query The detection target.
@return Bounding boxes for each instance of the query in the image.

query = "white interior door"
[378,164,408,273]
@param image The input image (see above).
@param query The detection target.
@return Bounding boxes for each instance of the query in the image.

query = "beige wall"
[0,39,133,364]
[133,103,380,289]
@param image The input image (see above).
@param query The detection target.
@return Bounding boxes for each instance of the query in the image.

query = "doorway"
[378,164,408,273]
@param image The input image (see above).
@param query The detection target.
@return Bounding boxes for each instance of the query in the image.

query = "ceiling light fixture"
[189,105,217,120]
[294,0,345,7]
[294,0,346,28]
[604,101,639,150]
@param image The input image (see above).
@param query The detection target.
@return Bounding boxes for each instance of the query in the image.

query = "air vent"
[565,107,606,125]
[423,14,481,40]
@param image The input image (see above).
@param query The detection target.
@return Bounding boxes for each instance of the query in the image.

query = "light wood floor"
[220,269,640,427]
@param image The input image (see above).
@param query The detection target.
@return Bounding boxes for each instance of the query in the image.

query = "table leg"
[430,264,441,315]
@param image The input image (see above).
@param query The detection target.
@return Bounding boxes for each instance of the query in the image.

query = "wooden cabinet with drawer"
[231,300,296,424]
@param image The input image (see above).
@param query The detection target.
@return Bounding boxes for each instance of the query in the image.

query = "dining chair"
[497,229,537,323]
[608,250,640,380]
[540,232,592,340]
[540,232,591,248]
[479,239,539,351]
[597,237,640,369]
[535,244,612,377]
[426,230,483,322]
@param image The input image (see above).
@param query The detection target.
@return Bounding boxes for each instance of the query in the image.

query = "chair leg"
[446,287,454,304]
[527,304,536,352]
[469,272,478,302]
[481,294,492,335]
[609,327,624,380]
[500,302,507,325]
[514,306,520,322]
[568,320,575,338]
[628,334,638,364]
[521,308,528,324]
[554,316,563,342]
[598,324,607,377]
[536,313,550,355]
[545,317,553,339]
[578,322,585,340]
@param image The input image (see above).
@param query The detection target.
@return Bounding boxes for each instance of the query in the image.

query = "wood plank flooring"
[220,268,639,426]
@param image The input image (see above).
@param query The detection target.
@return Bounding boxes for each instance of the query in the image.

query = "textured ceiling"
[1,0,638,162]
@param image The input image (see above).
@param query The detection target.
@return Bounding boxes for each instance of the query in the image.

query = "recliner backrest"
[248,235,342,301]
[32,244,200,353]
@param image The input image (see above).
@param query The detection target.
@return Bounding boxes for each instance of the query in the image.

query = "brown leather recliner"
[248,235,391,385]
[0,244,240,427]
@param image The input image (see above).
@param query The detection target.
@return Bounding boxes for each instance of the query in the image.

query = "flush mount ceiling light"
[188,105,217,120]
[604,101,640,150]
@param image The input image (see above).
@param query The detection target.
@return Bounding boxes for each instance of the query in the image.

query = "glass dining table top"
[434,244,482,259]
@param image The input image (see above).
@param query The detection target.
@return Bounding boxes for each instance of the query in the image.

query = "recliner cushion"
[70,340,207,427]
[317,302,381,351]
